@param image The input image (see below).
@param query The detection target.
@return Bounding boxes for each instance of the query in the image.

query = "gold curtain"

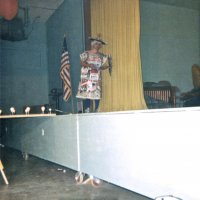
[90,0,147,112]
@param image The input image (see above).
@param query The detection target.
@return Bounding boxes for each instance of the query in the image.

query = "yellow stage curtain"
[90,0,147,112]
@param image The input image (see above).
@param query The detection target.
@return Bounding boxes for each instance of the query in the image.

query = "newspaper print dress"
[76,51,108,100]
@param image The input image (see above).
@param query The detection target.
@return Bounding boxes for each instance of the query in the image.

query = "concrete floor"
[0,147,152,200]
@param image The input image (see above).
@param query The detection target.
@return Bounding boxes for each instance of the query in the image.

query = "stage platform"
[1,107,200,200]
[0,113,56,119]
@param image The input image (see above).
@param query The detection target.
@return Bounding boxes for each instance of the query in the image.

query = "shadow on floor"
[0,147,152,200]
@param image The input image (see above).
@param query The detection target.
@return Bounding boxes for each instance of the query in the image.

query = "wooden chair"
[0,160,9,185]
[143,81,177,108]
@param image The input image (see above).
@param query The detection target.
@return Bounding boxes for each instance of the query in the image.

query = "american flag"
[60,36,72,101]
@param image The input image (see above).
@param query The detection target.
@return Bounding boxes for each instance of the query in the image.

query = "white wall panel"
[2,108,200,200]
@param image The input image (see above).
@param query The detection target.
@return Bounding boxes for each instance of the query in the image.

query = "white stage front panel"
[78,107,200,200]
[2,107,200,200]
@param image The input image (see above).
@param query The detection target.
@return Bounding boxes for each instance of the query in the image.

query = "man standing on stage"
[76,35,110,113]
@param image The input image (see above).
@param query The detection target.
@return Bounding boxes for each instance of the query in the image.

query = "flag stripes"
[60,37,72,101]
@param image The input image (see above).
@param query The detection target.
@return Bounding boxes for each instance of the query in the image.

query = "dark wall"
[0,23,49,114]
[0,0,86,114]
[0,39,2,107]
[46,0,85,113]
[140,0,200,93]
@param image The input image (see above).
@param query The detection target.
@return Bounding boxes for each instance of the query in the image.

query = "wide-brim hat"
[88,36,107,45]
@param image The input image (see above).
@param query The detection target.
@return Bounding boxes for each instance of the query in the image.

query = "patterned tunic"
[76,51,108,100]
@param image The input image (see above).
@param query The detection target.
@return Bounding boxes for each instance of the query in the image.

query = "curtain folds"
[90,0,147,112]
